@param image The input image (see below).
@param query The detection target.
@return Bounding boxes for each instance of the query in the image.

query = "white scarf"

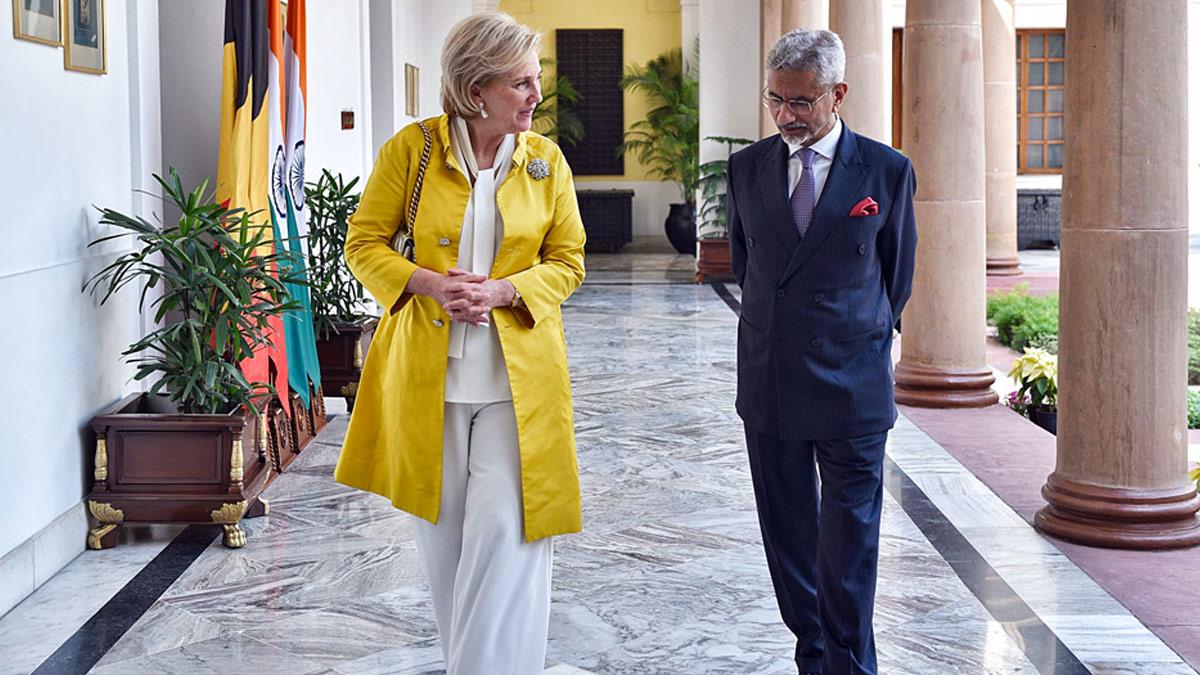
[447,117,515,359]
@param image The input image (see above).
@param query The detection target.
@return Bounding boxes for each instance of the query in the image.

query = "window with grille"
[1017,30,1065,173]
[555,29,624,175]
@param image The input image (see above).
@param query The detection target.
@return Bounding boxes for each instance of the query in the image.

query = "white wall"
[307,0,373,184]
[158,0,224,195]
[419,0,475,120]
[0,0,160,612]
[369,0,473,157]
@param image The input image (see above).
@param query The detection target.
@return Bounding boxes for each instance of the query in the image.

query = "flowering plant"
[1008,347,1058,412]
[1004,390,1031,417]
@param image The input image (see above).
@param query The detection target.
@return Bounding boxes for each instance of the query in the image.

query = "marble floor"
[1,248,1195,674]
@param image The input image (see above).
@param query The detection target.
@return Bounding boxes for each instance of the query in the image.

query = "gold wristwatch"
[511,286,524,308]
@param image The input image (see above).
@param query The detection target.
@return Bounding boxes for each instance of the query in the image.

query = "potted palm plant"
[532,58,584,147]
[618,48,700,255]
[696,135,754,281]
[82,169,303,549]
[306,170,378,407]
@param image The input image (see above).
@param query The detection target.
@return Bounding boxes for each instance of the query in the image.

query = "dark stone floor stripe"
[32,524,220,675]
[882,456,1089,674]
[710,281,741,315]
[710,281,1090,675]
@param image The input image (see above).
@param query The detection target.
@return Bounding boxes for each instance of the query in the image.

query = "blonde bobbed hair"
[440,12,541,119]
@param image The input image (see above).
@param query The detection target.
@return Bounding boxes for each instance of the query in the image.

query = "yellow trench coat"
[333,115,586,542]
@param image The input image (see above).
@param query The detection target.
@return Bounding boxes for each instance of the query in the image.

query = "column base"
[986,256,1022,276]
[1036,473,1200,550]
[894,362,998,408]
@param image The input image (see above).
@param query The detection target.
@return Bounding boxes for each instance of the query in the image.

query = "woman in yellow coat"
[334,12,584,674]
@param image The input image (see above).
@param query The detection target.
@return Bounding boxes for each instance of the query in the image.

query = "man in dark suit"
[728,28,917,675]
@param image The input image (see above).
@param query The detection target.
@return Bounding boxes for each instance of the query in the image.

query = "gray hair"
[766,29,845,88]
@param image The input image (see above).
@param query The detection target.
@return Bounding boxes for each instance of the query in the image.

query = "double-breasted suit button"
[748,236,756,247]
[857,244,867,255]
[438,237,451,246]
[432,319,444,327]
[810,338,821,348]
[776,289,786,298]
[814,293,825,302]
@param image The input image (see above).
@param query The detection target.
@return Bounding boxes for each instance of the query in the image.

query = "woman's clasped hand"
[414,268,516,327]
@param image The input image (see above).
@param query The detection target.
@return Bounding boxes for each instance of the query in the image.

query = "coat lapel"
[756,136,802,252]
[780,125,868,284]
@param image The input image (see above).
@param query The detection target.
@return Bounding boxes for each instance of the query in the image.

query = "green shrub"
[1188,309,1200,386]
[1026,333,1059,354]
[1189,389,1200,429]
[987,285,1059,353]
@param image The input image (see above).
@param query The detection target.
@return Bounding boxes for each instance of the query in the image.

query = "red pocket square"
[850,197,879,217]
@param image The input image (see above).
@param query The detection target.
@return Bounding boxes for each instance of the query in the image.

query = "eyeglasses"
[762,87,832,115]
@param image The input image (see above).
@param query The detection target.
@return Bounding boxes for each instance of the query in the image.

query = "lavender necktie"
[791,147,816,238]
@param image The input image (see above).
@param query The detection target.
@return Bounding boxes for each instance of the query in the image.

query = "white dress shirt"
[444,131,515,403]
[785,116,843,204]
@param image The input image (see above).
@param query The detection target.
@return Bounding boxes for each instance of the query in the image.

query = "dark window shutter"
[555,29,624,175]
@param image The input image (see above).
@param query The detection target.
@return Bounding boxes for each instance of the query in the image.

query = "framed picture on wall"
[404,63,419,117]
[64,0,105,74]
[12,0,62,46]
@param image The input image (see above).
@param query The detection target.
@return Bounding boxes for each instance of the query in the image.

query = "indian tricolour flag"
[268,0,321,409]
[217,0,290,416]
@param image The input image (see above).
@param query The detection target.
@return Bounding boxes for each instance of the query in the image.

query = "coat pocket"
[834,325,889,343]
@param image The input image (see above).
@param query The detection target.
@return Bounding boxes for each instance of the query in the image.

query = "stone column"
[893,0,997,408]
[681,0,699,74]
[1035,0,1200,549]
[829,0,891,143]
[760,0,783,137]
[782,0,827,30]
[982,0,1021,275]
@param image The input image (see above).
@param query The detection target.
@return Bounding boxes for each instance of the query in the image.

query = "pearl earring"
[479,102,488,119]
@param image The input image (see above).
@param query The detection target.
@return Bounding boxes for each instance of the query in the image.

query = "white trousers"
[413,401,554,675]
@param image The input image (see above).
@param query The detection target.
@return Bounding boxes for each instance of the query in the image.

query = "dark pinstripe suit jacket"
[728,125,917,440]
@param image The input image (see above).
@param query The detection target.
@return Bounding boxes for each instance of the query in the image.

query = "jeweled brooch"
[527,158,550,180]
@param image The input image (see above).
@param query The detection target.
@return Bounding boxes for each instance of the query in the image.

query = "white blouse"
[444,132,515,403]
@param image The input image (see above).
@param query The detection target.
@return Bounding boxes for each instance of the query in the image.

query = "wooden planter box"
[316,317,378,399]
[695,237,734,283]
[279,383,328,472]
[86,394,272,550]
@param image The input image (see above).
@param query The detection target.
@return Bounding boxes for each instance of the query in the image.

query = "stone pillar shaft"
[783,0,828,30]
[760,0,783,138]
[681,0,699,74]
[893,0,997,408]
[830,0,891,143]
[1035,0,1200,549]
[982,0,1020,275]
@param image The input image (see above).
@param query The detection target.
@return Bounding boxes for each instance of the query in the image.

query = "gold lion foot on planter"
[221,523,247,548]
[86,500,125,549]
[87,523,121,549]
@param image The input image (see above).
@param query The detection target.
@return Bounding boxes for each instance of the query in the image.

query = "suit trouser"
[744,427,888,675]
[413,401,553,675]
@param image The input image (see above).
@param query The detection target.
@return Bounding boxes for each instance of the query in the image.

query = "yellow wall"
[500,0,682,182]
